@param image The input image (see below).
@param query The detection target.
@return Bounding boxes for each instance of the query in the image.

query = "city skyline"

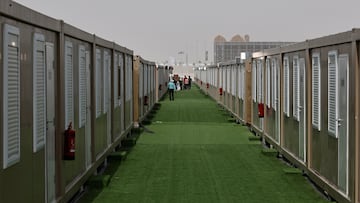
[14,0,360,64]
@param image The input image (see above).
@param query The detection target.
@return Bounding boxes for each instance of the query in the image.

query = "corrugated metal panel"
[79,45,86,128]
[3,28,21,168]
[312,53,321,131]
[328,51,338,138]
[283,57,290,117]
[65,41,74,129]
[33,33,46,152]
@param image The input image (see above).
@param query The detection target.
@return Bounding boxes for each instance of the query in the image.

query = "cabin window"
[312,53,321,131]
[283,57,290,117]
[64,41,74,129]
[3,24,21,169]
[328,51,338,138]
[78,45,86,128]
[33,33,46,152]
[293,56,300,121]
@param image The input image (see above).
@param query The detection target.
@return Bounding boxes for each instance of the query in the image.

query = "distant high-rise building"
[214,34,295,64]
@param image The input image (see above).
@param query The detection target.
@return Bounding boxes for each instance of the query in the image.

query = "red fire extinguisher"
[206,83,209,89]
[200,81,203,85]
[219,87,223,96]
[64,122,75,160]
[258,103,264,118]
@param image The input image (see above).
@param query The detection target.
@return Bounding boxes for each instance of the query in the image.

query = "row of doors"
[45,43,93,202]
[270,54,348,195]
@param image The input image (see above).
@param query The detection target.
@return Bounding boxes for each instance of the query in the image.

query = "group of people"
[167,75,192,101]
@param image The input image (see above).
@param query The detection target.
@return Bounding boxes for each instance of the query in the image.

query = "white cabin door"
[338,54,349,194]
[85,51,92,168]
[45,42,56,203]
[299,58,306,162]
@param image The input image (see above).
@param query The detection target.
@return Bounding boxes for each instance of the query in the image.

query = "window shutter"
[257,60,263,103]
[266,59,271,107]
[238,66,242,99]
[114,54,118,107]
[252,61,257,102]
[96,49,101,117]
[293,56,299,121]
[103,51,110,114]
[232,67,236,95]
[64,41,74,129]
[241,66,245,100]
[283,57,290,117]
[3,24,21,169]
[272,59,277,111]
[119,54,123,105]
[328,51,338,137]
[33,33,46,152]
[78,45,86,128]
[312,53,321,131]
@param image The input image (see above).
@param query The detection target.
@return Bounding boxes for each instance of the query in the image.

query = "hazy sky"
[14,0,360,64]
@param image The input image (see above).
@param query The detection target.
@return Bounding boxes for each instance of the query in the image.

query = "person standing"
[168,80,176,101]
[188,76,192,89]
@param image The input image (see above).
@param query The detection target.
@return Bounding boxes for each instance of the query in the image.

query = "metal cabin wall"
[0,15,59,203]
[62,35,93,193]
[251,30,360,203]
[124,54,133,133]
[309,43,355,202]
[251,58,264,134]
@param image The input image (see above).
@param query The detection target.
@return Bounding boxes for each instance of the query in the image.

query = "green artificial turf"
[79,85,329,203]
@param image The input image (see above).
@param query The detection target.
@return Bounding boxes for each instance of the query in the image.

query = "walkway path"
[79,86,329,203]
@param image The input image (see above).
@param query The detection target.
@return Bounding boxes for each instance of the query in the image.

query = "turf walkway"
[79,86,329,203]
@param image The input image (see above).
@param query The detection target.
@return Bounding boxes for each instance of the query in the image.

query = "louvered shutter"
[96,49,101,117]
[78,45,86,128]
[33,33,46,152]
[232,67,236,95]
[114,54,118,107]
[293,56,299,121]
[252,61,257,102]
[257,60,263,103]
[238,66,241,99]
[283,57,290,117]
[3,25,20,169]
[241,66,245,100]
[64,41,74,128]
[119,54,123,106]
[266,59,271,107]
[103,51,110,113]
[312,53,321,131]
[222,68,226,92]
[227,67,230,93]
[272,59,277,111]
[328,51,338,137]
